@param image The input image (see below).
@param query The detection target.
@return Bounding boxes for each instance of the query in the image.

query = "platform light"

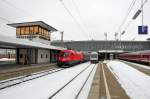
[132,9,142,20]
[121,30,125,35]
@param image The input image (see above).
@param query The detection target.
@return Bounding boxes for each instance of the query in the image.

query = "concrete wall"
[17,48,50,64]
[18,49,37,64]
[19,49,27,64]
[37,49,50,64]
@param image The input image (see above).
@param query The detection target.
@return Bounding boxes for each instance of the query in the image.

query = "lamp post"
[104,32,107,40]
[120,30,125,41]
[114,32,118,40]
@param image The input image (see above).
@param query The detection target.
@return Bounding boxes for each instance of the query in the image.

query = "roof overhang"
[0,35,66,50]
[7,21,58,31]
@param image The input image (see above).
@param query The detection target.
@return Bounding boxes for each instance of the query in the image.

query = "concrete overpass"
[51,40,150,52]
[52,40,150,59]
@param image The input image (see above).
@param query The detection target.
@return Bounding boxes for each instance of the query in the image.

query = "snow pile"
[107,61,150,99]
[0,58,15,61]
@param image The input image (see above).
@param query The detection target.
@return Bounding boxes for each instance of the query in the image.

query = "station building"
[5,21,65,65]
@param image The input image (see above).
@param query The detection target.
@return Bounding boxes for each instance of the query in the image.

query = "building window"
[39,27,42,35]
[21,27,25,35]
[20,54,23,58]
[25,27,29,35]
[34,26,39,34]
[41,54,43,59]
[46,54,48,58]
[16,28,20,35]
[30,27,34,35]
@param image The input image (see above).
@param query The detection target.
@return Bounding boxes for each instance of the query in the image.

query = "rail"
[0,68,65,90]
[48,63,96,99]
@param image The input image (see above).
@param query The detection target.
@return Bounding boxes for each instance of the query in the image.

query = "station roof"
[7,21,57,31]
[0,35,66,50]
[98,50,124,53]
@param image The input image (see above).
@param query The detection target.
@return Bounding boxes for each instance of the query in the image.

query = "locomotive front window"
[91,54,97,58]
[60,52,69,57]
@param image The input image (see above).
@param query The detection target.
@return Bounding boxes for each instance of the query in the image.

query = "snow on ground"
[0,58,15,61]
[0,62,92,99]
[77,64,97,99]
[52,64,97,99]
[107,60,150,99]
[121,60,150,70]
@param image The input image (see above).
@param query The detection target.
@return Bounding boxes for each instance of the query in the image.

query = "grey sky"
[0,0,149,41]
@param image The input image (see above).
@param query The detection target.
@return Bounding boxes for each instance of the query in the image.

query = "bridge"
[51,40,150,59]
[51,40,150,52]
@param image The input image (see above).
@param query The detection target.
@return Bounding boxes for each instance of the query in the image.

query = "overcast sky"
[0,0,150,41]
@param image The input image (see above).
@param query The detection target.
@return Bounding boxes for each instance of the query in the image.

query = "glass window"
[44,29,46,38]
[34,26,38,34]
[42,28,44,36]
[30,27,34,35]
[25,27,29,35]
[39,27,42,35]
[21,27,25,35]
[16,28,20,35]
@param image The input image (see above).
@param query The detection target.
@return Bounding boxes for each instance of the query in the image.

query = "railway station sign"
[138,25,148,35]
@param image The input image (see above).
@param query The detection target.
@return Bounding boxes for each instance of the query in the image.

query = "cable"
[140,0,148,9]
[1,0,32,17]
[59,0,89,40]
[117,0,137,33]
[71,0,92,40]
[0,16,12,23]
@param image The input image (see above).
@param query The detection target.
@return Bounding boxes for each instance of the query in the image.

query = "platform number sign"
[138,26,148,35]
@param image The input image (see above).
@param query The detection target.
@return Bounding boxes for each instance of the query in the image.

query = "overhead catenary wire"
[116,0,137,34]
[1,0,32,17]
[71,0,92,40]
[123,0,148,30]
[0,16,12,23]
[119,0,148,41]
[59,0,89,40]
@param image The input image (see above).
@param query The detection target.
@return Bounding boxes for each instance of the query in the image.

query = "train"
[90,52,98,64]
[118,50,150,65]
[57,50,90,67]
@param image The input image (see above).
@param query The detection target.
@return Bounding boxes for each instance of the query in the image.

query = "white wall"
[37,49,50,64]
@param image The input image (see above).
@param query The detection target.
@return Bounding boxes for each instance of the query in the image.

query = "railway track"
[48,63,97,99]
[0,68,65,90]
[0,63,57,80]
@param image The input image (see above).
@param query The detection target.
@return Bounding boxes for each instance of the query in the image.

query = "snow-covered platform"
[107,60,150,99]
[88,61,129,99]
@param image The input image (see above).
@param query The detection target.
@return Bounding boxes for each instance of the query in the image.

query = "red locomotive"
[118,50,150,65]
[57,50,88,67]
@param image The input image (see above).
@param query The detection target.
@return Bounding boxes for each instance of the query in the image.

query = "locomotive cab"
[57,50,84,67]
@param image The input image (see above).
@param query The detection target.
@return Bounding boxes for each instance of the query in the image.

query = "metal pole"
[61,31,64,47]
[141,0,144,25]
[61,31,64,42]
[120,34,121,41]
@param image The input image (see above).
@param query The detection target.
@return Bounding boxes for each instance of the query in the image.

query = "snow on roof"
[0,35,66,50]
[7,21,57,31]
